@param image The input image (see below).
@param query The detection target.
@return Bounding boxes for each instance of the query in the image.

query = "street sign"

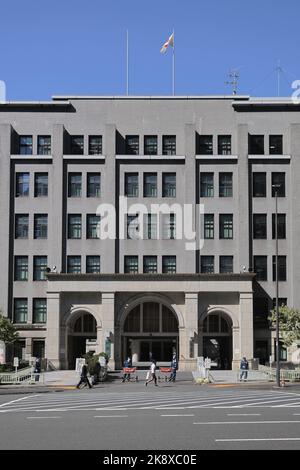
[13,357,19,367]
[204,357,211,369]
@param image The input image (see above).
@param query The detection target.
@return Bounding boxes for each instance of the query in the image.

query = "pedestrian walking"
[76,363,92,389]
[122,357,132,382]
[34,358,41,382]
[168,352,178,382]
[145,359,158,386]
[239,356,249,381]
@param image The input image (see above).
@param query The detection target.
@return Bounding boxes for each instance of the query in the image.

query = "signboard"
[197,357,204,370]
[75,358,85,373]
[204,357,211,369]
[105,339,111,359]
[13,357,19,368]
[0,341,5,364]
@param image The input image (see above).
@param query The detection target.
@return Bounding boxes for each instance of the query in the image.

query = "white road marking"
[0,395,38,408]
[227,413,261,416]
[194,420,300,425]
[94,415,128,418]
[160,414,194,417]
[26,416,61,419]
[216,438,300,442]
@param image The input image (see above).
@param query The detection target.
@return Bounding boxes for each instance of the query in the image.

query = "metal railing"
[259,364,300,382]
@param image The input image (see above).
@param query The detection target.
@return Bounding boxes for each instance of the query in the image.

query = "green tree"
[0,313,19,345]
[269,305,300,347]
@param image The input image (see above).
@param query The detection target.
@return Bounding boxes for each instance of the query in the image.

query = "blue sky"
[0,0,299,99]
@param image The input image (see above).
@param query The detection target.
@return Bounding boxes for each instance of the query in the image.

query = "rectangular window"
[15,173,29,197]
[200,173,214,197]
[144,214,157,240]
[86,256,100,274]
[269,135,283,155]
[127,214,139,239]
[124,256,138,273]
[219,173,233,197]
[14,298,27,323]
[143,173,157,197]
[162,135,176,155]
[219,256,233,273]
[272,173,285,197]
[253,172,266,197]
[67,256,81,274]
[196,135,213,155]
[254,256,268,281]
[249,135,264,154]
[33,298,47,323]
[144,136,157,155]
[19,135,32,155]
[68,173,82,197]
[34,214,48,239]
[253,214,267,239]
[162,173,176,197]
[272,214,286,239]
[126,135,139,155]
[218,135,231,155]
[219,214,233,239]
[87,173,101,197]
[201,256,214,274]
[125,173,138,197]
[15,214,29,239]
[143,256,157,273]
[33,256,47,281]
[87,214,100,239]
[88,135,102,155]
[253,298,269,329]
[162,213,176,239]
[272,255,287,281]
[68,214,82,239]
[14,256,28,281]
[37,135,51,155]
[162,256,176,273]
[70,135,84,155]
[204,214,214,239]
[34,173,48,197]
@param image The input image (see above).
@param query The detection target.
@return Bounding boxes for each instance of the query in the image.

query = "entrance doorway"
[202,312,232,369]
[68,313,97,368]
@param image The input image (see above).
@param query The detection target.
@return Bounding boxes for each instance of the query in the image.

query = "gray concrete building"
[0,95,297,370]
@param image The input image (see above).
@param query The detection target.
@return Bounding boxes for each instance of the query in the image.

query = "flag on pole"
[160,32,174,53]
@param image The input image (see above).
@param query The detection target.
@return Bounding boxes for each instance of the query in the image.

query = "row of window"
[200,256,234,273]
[254,256,287,281]
[13,298,46,324]
[253,214,286,239]
[16,135,103,156]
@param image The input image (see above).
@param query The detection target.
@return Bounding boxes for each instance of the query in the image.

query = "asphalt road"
[1,382,300,450]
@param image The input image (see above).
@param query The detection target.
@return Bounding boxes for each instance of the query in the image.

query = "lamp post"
[272,183,281,387]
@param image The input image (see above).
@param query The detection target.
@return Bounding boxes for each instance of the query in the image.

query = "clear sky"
[0,0,299,100]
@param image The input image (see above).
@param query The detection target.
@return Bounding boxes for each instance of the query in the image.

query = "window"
[34,214,48,239]
[37,136,51,155]
[87,173,101,197]
[249,135,264,154]
[88,135,102,155]
[68,215,82,239]
[124,256,138,273]
[125,173,138,197]
[14,298,27,323]
[201,256,214,273]
[34,173,48,197]
[219,173,233,197]
[70,135,84,155]
[15,214,29,239]
[127,214,139,239]
[86,256,100,274]
[162,173,176,197]
[253,214,267,239]
[219,256,233,273]
[272,173,285,197]
[272,214,286,239]
[162,256,176,273]
[144,136,157,155]
[143,302,159,332]
[254,256,268,281]
[204,214,214,239]
[219,214,233,239]
[67,256,81,274]
[144,214,157,240]
[162,135,176,155]
[162,305,178,332]
[143,256,157,273]
[273,255,287,281]
[33,298,47,323]
[124,305,140,332]
[68,173,82,197]
[87,214,100,239]
[196,135,213,155]
[162,213,176,239]
[126,135,139,155]
[143,173,157,197]
[16,173,29,197]
[218,135,231,155]
[200,173,214,197]
[14,256,28,281]
[253,172,266,197]
[19,135,32,155]
[269,135,283,155]
[33,256,47,281]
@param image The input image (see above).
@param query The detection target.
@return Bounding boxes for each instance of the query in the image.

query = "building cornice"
[47,273,256,282]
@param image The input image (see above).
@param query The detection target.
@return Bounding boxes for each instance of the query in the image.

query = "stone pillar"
[46,293,60,369]
[232,325,240,370]
[102,293,115,370]
[239,292,254,368]
[180,293,198,370]
[96,325,103,354]
[25,337,32,356]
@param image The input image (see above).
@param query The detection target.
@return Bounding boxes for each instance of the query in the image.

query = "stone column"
[101,293,115,370]
[180,293,198,370]
[46,293,60,369]
[239,292,254,368]
[25,338,32,356]
[232,325,240,370]
[96,325,103,354]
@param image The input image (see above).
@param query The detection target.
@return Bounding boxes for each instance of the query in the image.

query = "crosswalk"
[2,389,300,413]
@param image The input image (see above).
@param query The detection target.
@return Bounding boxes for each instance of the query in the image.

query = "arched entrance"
[202,312,232,369]
[67,312,97,368]
[122,301,179,364]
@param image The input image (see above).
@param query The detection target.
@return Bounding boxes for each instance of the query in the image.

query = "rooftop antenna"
[225,69,239,95]
[275,59,283,97]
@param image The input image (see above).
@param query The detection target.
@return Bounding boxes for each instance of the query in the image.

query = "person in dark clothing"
[76,363,92,389]
[122,357,132,382]
[240,357,249,381]
[34,358,41,382]
[92,361,101,385]
[168,353,178,382]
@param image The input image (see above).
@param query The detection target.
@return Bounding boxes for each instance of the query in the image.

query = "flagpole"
[172,29,175,95]
[126,29,129,95]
